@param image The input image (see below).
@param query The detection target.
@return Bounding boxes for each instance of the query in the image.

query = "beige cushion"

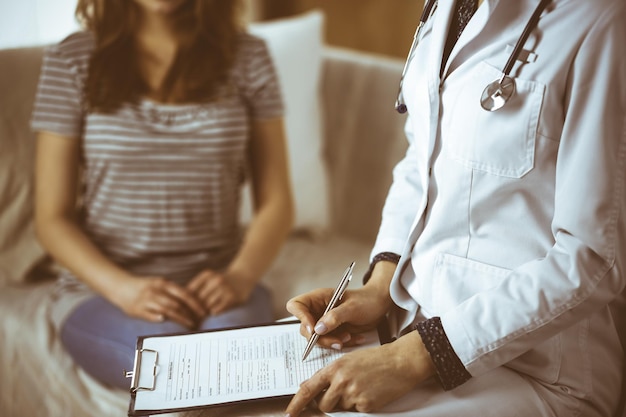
[319,47,407,242]
[0,282,128,417]
[610,290,626,416]
[0,46,47,285]
[264,234,371,318]
[245,11,330,235]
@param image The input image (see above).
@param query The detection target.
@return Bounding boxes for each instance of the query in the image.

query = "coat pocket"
[432,253,561,384]
[445,61,545,178]
[432,252,511,314]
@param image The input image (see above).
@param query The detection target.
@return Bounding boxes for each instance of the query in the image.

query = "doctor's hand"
[286,282,393,351]
[285,331,436,416]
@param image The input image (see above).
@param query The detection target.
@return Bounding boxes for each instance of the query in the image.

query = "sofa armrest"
[320,47,408,243]
[0,46,47,286]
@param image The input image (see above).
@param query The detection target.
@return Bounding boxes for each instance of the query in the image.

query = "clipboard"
[126,320,381,416]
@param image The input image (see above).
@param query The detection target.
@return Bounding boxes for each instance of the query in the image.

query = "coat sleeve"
[370,114,427,260]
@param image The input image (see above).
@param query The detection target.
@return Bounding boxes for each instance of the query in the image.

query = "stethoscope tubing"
[501,0,552,77]
[395,0,438,113]
[396,0,552,113]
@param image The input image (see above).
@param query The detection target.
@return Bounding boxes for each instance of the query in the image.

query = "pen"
[301,261,355,361]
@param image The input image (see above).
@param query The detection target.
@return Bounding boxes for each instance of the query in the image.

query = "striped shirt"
[31,31,284,326]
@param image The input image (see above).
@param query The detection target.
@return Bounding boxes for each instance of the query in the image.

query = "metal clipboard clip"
[123,348,159,393]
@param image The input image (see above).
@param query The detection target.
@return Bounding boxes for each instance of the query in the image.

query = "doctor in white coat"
[285,0,626,416]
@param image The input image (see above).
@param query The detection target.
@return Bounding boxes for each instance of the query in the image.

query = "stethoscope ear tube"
[395,0,438,113]
[395,22,424,114]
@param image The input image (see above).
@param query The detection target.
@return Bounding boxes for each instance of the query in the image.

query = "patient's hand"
[114,276,205,329]
[187,269,253,316]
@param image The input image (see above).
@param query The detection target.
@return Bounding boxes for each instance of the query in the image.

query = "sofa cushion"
[0,282,128,416]
[0,46,47,285]
[243,11,330,235]
[263,234,371,318]
[319,47,407,242]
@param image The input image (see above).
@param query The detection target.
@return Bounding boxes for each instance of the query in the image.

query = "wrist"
[415,317,472,390]
[97,272,137,310]
[224,265,257,299]
[94,269,135,300]
[363,261,396,303]
[411,330,437,379]
[362,252,401,285]
[388,330,436,384]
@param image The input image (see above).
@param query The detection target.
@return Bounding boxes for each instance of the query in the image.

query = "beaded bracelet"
[362,252,401,284]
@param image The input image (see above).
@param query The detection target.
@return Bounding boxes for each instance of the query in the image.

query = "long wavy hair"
[76,0,242,112]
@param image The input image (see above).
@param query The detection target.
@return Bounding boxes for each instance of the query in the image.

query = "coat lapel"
[440,0,495,80]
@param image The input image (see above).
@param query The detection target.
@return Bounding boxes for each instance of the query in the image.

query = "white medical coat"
[372,0,626,412]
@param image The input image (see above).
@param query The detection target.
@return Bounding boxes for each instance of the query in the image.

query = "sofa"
[1,14,625,417]
[0,11,414,415]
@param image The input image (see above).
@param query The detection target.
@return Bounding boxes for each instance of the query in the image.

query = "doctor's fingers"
[287,360,368,415]
[312,375,358,413]
[286,368,334,417]
[287,288,338,333]
[309,303,357,341]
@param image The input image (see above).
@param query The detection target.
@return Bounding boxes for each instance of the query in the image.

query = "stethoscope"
[395,0,552,114]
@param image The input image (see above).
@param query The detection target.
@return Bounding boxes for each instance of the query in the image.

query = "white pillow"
[243,10,329,234]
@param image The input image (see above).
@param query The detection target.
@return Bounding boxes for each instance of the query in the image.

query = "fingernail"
[306,325,312,335]
[331,343,342,350]
[284,414,291,417]
[341,333,351,343]
[314,322,327,334]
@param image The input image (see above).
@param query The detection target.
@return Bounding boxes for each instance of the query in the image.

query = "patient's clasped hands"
[112,269,253,329]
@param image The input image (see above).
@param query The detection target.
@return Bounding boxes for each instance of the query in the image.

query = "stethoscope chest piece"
[480,75,516,112]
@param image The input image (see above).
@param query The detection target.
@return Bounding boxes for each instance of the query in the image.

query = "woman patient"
[31,0,293,390]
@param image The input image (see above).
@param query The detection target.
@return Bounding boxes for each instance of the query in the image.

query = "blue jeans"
[60,285,274,389]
